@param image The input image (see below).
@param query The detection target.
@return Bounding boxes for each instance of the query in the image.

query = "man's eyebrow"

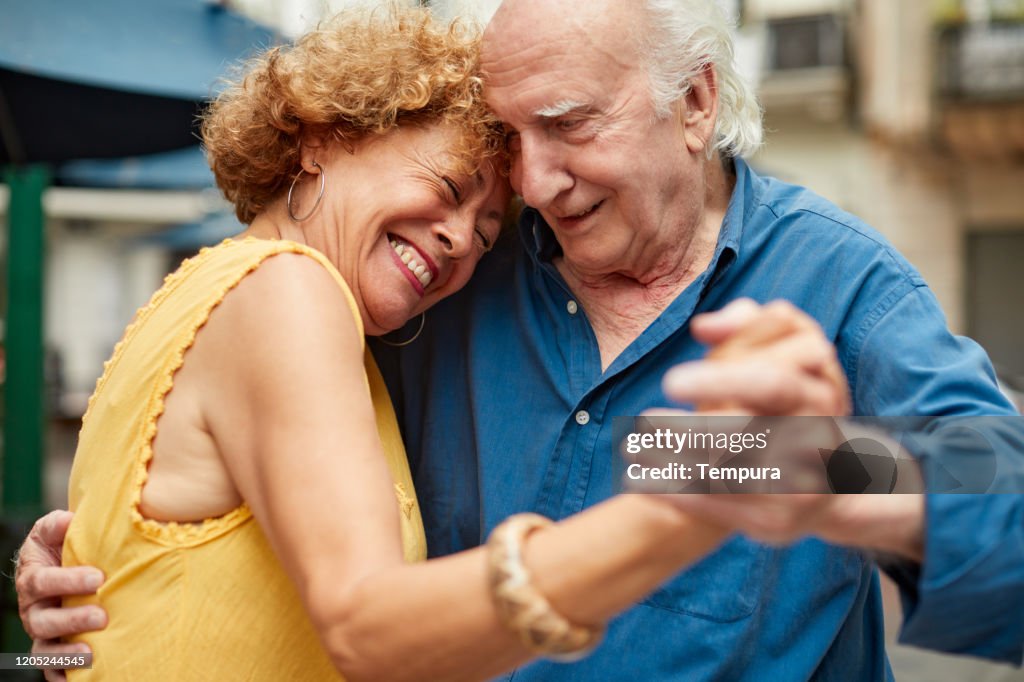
[532,99,590,119]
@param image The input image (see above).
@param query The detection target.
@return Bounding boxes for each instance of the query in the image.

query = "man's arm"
[665,296,1024,665]
[851,286,1024,664]
[15,510,105,682]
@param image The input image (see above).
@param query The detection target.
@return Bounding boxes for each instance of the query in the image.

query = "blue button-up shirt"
[373,158,1023,680]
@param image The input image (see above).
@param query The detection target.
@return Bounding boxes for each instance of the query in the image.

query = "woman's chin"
[365,309,420,338]
[361,290,421,336]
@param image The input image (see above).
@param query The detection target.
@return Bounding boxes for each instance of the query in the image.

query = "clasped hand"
[648,299,924,559]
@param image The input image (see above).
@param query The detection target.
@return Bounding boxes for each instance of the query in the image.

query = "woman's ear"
[677,63,719,156]
[299,133,329,173]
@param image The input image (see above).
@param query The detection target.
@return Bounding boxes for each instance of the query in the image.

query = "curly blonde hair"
[202,4,505,224]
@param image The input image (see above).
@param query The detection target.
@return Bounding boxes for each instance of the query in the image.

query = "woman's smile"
[387,233,439,296]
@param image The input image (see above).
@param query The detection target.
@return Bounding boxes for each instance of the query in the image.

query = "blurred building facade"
[0,0,1020,464]
[1,0,1021,483]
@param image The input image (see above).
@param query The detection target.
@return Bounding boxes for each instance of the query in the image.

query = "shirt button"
[566,300,579,315]
[575,410,590,425]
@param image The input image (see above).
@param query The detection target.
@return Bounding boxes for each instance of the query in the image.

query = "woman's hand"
[664,298,850,416]
[15,510,105,682]
[653,300,925,561]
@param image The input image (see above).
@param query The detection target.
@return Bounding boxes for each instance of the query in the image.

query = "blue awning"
[57,146,215,190]
[0,0,280,164]
[0,0,278,100]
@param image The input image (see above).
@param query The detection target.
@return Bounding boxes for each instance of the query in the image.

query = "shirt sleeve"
[889,494,1024,665]
[851,284,1024,665]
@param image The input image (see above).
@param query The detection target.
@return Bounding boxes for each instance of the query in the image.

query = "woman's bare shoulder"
[218,251,359,345]
[189,250,366,412]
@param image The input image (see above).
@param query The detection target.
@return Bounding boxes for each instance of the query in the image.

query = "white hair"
[533,99,588,118]
[641,0,763,158]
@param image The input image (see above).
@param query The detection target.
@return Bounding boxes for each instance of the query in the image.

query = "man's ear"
[678,63,719,156]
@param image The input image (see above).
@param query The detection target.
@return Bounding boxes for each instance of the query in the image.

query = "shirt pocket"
[642,535,768,622]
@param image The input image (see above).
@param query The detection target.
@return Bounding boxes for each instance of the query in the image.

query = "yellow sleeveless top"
[63,238,426,680]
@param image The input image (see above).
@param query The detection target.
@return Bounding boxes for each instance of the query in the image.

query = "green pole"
[3,164,48,519]
[1,165,48,659]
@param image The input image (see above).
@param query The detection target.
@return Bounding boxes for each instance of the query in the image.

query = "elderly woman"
[48,6,729,681]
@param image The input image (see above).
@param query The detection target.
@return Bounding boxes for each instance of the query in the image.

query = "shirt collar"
[519,206,560,266]
[709,156,755,284]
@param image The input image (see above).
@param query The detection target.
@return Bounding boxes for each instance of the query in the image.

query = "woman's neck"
[241,202,309,246]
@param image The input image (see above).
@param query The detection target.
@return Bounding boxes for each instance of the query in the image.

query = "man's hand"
[662,492,924,561]
[15,510,106,682]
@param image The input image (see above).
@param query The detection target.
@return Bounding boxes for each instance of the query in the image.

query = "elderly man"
[382,0,1017,677]
[390,0,1018,677]
[16,0,1023,679]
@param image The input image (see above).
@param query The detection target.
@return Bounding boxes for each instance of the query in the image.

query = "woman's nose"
[433,215,474,258]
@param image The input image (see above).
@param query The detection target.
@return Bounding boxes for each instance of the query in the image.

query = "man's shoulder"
[756,172,887,246]
[747,169,924,287]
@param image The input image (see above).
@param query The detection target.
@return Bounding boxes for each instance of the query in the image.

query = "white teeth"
[390,237,433,288]
[410,259,432,287]
[572,203,599,218]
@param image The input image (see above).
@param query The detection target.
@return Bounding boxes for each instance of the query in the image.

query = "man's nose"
[514,133,573,209]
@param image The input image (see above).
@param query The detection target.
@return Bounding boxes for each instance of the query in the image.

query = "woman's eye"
[473,228,492,253]
[443,177,462,203]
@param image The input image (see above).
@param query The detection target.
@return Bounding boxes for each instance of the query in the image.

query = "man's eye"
[555,118,583,132]
[443,177,462,203]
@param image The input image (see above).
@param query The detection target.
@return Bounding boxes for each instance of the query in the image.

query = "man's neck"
[558,158,736,371]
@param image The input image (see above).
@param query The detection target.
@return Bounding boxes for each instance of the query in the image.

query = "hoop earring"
[287,160,325,222]
[379,313,425,348]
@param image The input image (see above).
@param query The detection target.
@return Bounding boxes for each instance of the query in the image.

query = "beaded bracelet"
[486,513,605,661]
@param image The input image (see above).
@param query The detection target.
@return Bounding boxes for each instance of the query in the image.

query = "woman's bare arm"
[198,253,725,682]
[16,287,853,680]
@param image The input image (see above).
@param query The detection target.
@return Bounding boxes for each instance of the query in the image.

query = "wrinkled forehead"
[482,0,642,71]
[481,0,645,113]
